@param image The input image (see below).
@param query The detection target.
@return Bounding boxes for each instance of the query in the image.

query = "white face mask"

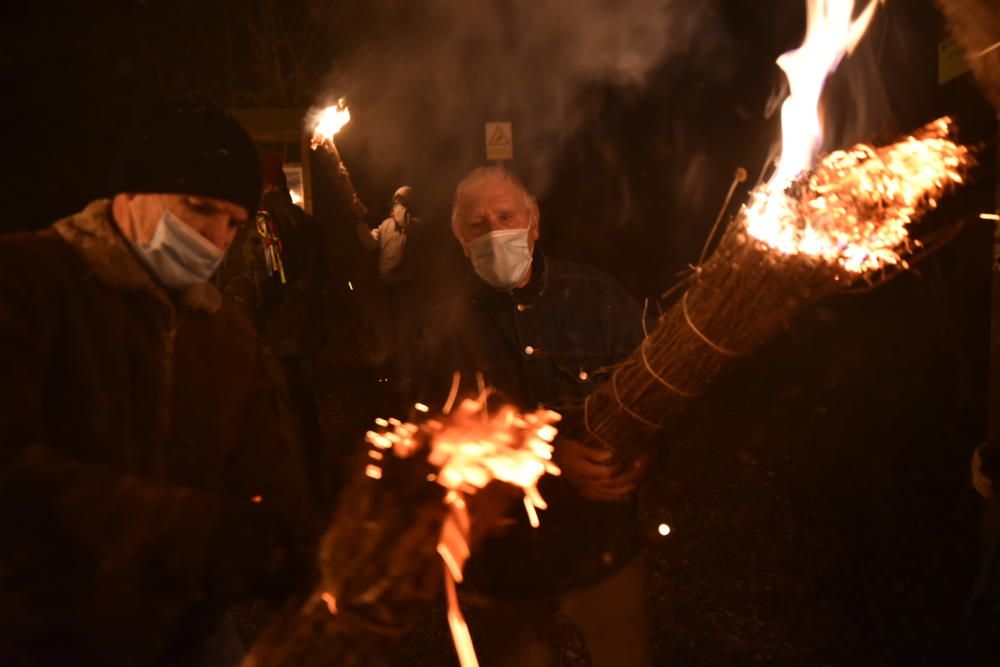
[130,207,224,291]
[465,228,533,289]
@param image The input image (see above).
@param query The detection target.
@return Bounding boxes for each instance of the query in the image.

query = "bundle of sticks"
[244,397,560,667]
[573,118,974,465]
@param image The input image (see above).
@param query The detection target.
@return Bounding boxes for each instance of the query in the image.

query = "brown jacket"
[0,201,311,665]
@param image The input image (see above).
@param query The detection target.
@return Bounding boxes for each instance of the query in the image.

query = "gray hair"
[450,166,539,238]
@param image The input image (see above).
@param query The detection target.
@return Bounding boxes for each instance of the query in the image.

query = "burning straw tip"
[321,592,338,615]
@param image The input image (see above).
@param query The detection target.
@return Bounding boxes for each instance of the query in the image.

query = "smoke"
[319,0,714,209]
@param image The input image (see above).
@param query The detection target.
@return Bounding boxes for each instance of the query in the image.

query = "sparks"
[365,399,561,667]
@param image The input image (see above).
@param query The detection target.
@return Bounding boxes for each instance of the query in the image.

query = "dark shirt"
[419,250,645,597]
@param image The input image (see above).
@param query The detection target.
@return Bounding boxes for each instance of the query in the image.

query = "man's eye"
[186,198,218,215]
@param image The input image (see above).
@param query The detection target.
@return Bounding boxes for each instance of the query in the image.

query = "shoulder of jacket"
[0,228,83,280]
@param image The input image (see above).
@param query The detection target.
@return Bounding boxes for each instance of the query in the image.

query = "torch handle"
[317,139,369,226]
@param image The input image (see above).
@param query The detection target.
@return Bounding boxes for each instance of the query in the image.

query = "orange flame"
[745,118,970,274]
[771,0,883,189]
[309,98,351,149]
[742,1,971,274]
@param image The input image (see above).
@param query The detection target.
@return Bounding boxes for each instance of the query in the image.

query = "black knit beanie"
[109,100,261,214]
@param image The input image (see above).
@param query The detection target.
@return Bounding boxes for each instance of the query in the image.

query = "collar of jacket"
[53,199,223,314]
[473,248,550,303]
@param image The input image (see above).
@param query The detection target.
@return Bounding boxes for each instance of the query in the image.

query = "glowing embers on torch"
[309,98,351,150]
[738,0,971,275]
[743,117,972,274]
[364,396,561,667]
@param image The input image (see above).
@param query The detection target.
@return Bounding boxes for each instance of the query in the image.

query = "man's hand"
[556,438,652,502]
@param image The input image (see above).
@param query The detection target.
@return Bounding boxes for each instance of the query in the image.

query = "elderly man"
[0,102,311,666]
[418,166,652,666]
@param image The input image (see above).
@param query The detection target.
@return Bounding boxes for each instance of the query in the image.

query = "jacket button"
[578,371,589,381]
[524,345,536,356]
[516,303,530,312]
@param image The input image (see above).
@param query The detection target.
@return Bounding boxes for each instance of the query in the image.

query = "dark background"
[1,1,997,664]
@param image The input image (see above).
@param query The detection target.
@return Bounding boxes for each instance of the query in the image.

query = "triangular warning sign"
[488,126,511,146]
[485,122,513,160]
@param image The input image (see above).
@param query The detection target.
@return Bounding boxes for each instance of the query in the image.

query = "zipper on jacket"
[155,317,178,480]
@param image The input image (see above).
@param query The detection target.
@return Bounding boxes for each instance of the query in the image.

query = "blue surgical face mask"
[465,228,533,290]
[130,207,224,291]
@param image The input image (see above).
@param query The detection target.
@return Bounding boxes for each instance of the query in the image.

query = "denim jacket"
[418,250,646,597]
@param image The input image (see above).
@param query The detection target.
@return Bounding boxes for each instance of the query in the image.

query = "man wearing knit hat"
[0,101,313,665]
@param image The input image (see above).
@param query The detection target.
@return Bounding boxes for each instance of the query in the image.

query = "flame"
[742,1,972,274]
[745,118,970,274]
[365,399,561,667]
[310,98,351,149]
[772,0,882,189]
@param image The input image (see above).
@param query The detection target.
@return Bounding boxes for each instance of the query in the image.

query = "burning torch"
[572,0,975,465]
[309,99,369,226]
[243,382,561,667]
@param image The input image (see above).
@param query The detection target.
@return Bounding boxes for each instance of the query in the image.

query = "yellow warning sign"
[485,121,513,161]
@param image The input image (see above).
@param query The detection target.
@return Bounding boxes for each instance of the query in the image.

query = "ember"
[744,118,971,274]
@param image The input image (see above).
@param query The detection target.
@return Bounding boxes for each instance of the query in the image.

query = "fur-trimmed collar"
[53,199,222,314]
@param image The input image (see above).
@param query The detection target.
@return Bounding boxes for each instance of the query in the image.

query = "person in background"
[353,185,429,401]
[216,151,338,504]
[217,150,329,367]
[0,101,313,666]
[355,185,422,284]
